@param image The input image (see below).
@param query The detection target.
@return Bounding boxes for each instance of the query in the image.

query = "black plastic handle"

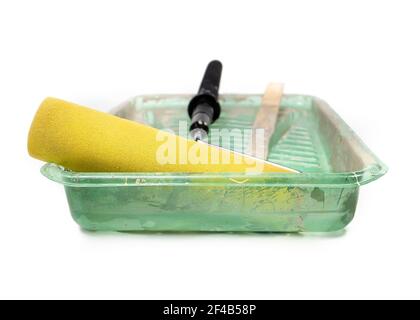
[188,60,223,140]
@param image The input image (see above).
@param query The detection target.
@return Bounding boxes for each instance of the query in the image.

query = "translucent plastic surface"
[42,94,387,232]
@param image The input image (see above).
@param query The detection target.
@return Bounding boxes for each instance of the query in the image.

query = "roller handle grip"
[188,60,223,139]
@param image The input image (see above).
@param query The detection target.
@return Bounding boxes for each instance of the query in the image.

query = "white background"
[0,0,419,299]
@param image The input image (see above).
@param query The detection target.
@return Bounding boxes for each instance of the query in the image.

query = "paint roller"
[27,97,296,173]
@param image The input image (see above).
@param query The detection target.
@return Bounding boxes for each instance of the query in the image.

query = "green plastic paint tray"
[42,94,387,232]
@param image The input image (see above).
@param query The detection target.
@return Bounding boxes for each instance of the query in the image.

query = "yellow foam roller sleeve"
[28,98,296,173]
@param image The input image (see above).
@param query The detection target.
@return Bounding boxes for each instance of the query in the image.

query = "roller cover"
[28,98,295,173]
